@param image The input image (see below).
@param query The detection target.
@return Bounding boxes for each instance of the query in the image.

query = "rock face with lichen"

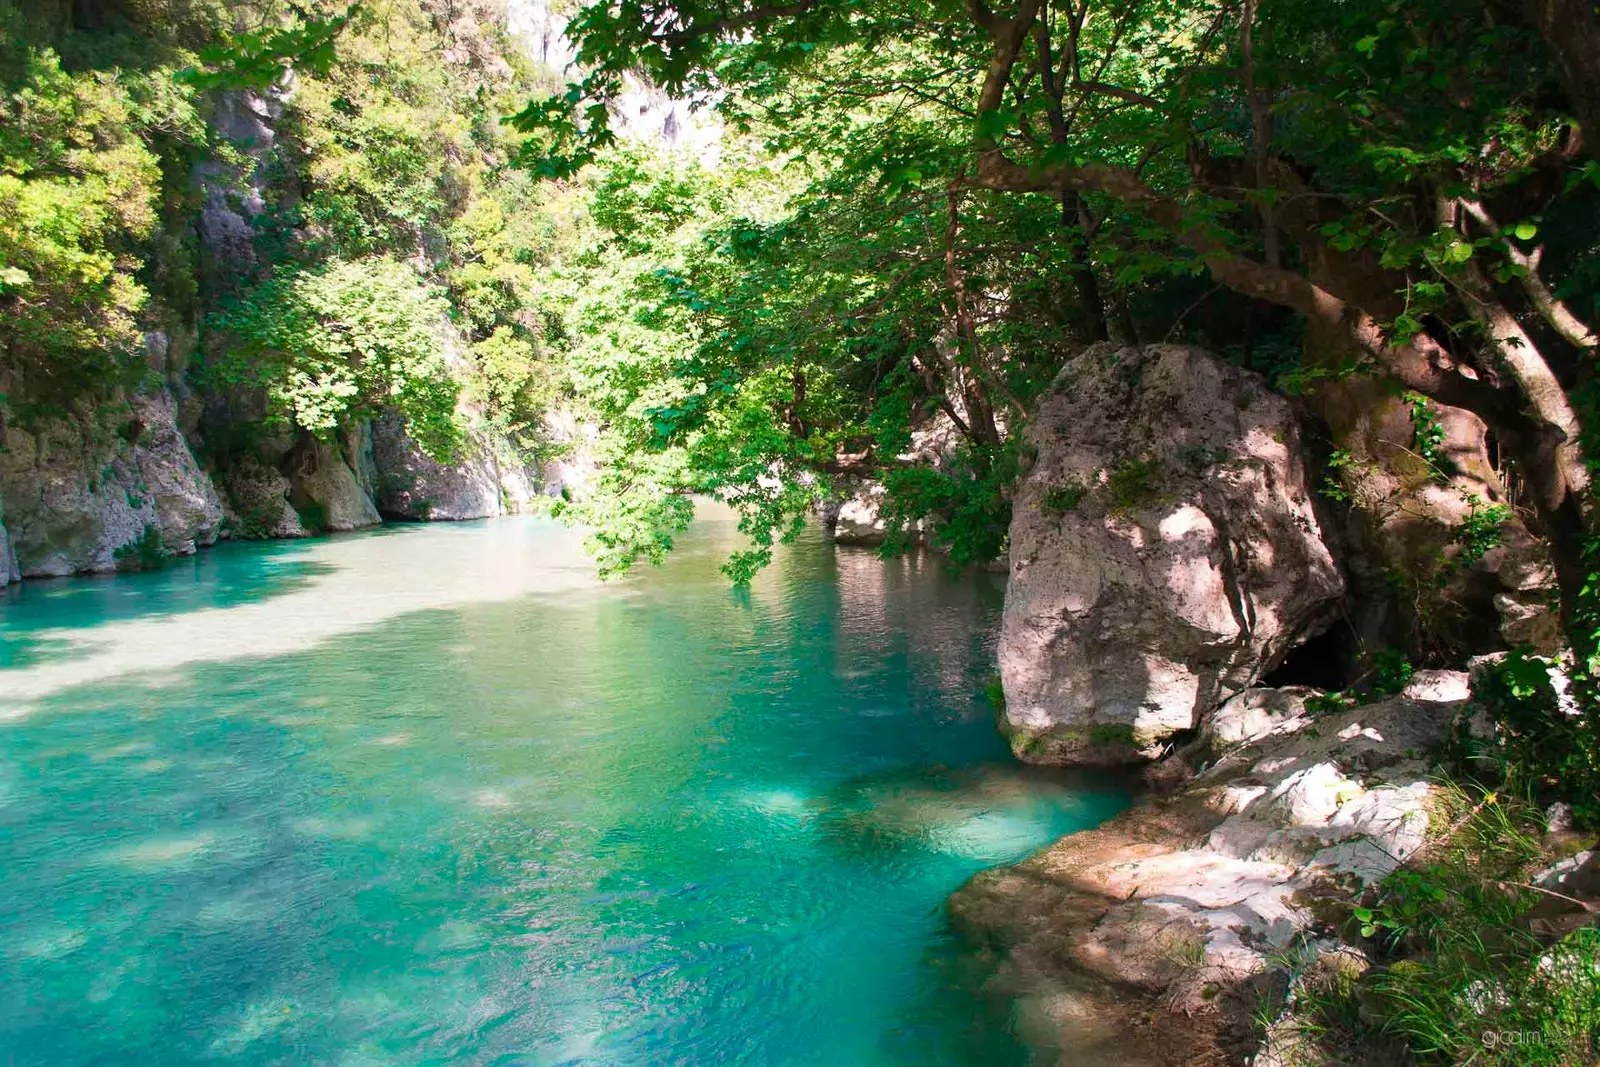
[372,412,510,521]
[0,390,224,576]
[997,344,1344,766]
[0,515,17,586]
[949,679,1468,1067]
[285,437,381,533]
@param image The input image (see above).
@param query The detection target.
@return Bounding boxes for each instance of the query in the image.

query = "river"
[0,511,1126,1065]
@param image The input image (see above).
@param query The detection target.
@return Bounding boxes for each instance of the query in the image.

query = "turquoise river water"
[0,512,1127,1065]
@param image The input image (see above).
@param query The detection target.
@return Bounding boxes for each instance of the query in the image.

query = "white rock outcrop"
[372,413,503,520]
[287,437,381,532]
[950,685,1469,1066]
[998,344,1344,764]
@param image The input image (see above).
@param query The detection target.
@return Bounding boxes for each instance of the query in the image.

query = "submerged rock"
[998,344,1343,765]
[949,686,1465,1067]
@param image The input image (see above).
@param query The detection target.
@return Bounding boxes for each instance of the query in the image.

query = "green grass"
[1281,783,1600,1066]
[1041,482,1087,514]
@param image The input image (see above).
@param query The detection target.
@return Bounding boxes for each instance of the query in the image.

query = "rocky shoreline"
[0,379,592,587]
[949,676,1469,1065]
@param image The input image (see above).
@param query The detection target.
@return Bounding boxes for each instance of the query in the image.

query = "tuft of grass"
[1286,783,1599,1066]
[1106,458,1166,516]
[1042,482,1087,514]
[984,674,1006,716]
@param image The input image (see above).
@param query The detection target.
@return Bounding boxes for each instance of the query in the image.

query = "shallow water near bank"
[0,512,1128,1065]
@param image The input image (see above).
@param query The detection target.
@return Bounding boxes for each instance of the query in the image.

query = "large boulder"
[998,344,1343,765]
[286,437,381,532]
[0,390,224,576]
[371,412,504,520]
[819,480,893,546]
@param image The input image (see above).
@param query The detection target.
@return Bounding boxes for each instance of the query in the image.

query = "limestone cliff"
[371,412,534,521]
[0,390,224,576]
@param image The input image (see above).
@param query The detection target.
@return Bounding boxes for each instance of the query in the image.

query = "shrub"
[113,524,168,571]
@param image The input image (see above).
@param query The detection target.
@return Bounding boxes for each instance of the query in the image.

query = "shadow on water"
[0,543,337,635]
[0,525,440,668]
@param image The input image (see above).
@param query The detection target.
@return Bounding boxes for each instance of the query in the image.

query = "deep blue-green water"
[0,513,1127,1065]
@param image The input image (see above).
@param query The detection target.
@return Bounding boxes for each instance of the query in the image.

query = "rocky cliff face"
[0,390,224,576]
[373,413,507,520]
[0,508,18,586]
[998,344,1344,765]
[286,437,381,532]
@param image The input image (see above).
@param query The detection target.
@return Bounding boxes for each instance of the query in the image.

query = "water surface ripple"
[0,513,1127,1065]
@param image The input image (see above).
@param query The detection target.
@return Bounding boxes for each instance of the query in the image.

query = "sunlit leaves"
[205,257,463,459]
[178,7,359,91]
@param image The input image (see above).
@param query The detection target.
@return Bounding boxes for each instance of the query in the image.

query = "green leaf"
[1513,222,1538,241]
[1354,35,1379,56]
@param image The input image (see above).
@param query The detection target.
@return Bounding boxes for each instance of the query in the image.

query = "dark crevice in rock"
[1260,625,1354,690]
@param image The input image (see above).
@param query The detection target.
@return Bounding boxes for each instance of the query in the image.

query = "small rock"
[1207,687,1317,746]
[1401,669,1470,703]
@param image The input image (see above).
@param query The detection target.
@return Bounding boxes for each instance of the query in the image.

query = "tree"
[522,0,1600,671]
[206,256,463,458]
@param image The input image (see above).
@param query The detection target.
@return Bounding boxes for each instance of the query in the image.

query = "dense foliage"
[0,0,567,460]
[206,257,462,458]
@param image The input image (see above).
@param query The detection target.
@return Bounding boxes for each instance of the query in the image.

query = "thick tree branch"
[969,149,1527,428]
[1460,198,1599,352]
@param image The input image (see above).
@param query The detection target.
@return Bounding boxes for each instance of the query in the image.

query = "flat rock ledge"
[948,679,1468,1067]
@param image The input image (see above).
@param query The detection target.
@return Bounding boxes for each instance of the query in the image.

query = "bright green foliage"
[206,257,462,459]
[1464,652,1600,830]
[1404,392,1451,483]
[0,37,197,402]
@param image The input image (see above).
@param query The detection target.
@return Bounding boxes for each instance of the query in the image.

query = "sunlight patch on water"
[209,997,302,1056]
[0,519,601,715]
[293,816,379,840]
[929,811,1058,861]
[15,926,88,961]
[102,833,215,868]
[739,787,815,822]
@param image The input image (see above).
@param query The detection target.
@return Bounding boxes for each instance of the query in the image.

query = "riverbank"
[947,673,1600,1066]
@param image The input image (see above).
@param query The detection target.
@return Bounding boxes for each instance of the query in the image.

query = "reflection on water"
[0,510,1128,1065]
